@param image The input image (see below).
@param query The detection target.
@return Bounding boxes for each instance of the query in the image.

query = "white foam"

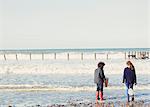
[0,52,150,75]
[0,84,149,92]
[0,59,150,75]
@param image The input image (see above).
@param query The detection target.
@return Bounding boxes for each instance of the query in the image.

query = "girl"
[123,61,137,102]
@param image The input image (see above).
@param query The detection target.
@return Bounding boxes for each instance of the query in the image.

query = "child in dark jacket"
[123,61,137,102]
[94,62,106,102]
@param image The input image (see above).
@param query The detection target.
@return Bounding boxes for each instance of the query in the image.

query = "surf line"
[0,85,149,92]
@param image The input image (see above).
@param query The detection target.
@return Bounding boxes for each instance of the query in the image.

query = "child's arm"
[123,68,126,83]
[99,69,105,80]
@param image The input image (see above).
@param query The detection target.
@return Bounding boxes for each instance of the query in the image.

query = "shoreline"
[6,100,150,107]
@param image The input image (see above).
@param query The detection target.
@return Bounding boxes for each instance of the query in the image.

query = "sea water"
[0,48,149,106]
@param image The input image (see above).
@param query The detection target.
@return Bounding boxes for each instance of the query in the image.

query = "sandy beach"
[48,101,150,107]
[1,87,150,107]
[7,100,150,107]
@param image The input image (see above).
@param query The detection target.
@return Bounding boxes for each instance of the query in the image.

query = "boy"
[94,62,106,102]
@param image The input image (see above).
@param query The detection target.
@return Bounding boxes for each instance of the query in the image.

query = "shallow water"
[0,89,150,106]
[0,74,149,87]
[0,56,149,106]
[0,73,149,106]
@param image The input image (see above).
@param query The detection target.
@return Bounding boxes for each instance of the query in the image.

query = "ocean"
[0,48,150,106]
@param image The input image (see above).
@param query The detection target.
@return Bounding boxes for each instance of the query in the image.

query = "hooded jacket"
[94,68,105,84]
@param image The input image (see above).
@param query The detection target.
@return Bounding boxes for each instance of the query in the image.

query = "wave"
[0,84,150,92]
[0,59,150,75]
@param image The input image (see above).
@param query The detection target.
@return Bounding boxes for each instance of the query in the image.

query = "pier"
[0,51,149,61]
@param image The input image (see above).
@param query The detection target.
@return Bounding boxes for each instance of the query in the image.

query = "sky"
[0,0,150,49]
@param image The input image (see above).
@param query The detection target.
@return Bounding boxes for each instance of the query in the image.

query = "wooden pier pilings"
[67,53,70,60]
[16,54,18,61]
[0,51,149,61]
[42,53,44,60]
[29,53,32,60]
[106,53,109,60]
[94,53,97,60]
[81,53,83,60]
[54,53,56,60]
[125,52,127,59]
[4,54,6,61]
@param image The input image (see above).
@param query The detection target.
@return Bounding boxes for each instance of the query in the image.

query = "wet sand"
[7,100,150,107]
[49,101,150,107]
[48,102,150,107]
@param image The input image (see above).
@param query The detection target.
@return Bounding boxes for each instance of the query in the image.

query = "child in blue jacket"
[123,61,137,102]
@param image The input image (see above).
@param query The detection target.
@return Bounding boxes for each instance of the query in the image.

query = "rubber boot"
[96,91,100,103]
[131,95,134,101]
[99,91,103,101]
[127,94,130,102]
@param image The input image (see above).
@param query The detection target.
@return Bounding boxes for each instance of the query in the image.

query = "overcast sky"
[0,0,149,49]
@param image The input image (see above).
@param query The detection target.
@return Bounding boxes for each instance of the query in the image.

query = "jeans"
[97,81,103,92]
[125,82,134,102]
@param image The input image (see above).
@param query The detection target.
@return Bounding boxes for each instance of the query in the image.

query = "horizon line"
[0,48,150,51]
